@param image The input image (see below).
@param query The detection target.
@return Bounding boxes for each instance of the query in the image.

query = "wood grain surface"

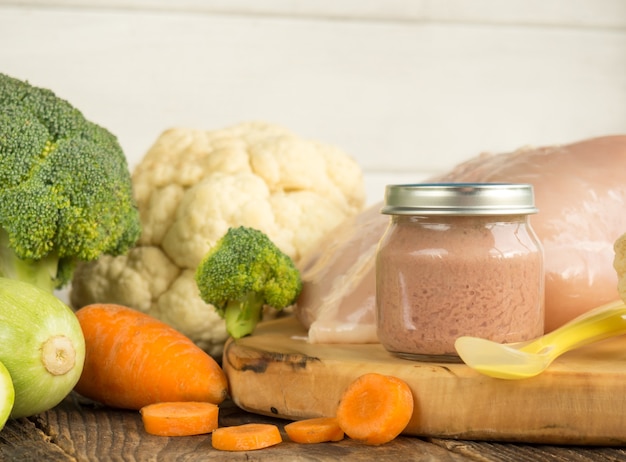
[3,394,626,461]
[0,395,475,461]
[224,316,626,446]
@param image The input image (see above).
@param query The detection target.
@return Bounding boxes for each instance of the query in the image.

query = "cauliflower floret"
[70,121,366,357]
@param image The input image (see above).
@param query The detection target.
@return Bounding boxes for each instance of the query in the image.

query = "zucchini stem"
[41,335,76,376]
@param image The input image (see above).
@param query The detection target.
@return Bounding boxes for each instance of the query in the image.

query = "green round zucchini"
[0,278,85,418]
[0,360,14,428]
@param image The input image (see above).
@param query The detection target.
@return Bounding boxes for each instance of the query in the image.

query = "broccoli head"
[0,73,141,291]
[195,226,302,339]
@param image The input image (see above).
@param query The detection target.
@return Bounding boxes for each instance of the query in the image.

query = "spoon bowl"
[454,337,556,379]
[454,300,626,379]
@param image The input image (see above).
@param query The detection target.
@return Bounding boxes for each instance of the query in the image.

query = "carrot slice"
[211,423,282,451]
[285,417,344,444]
[140,402,219,437]
[336,372,414,445]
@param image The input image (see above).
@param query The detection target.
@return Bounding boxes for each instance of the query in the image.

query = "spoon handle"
[521,300,626,356]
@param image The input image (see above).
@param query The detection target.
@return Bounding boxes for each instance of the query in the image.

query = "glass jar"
[376,183,544,362]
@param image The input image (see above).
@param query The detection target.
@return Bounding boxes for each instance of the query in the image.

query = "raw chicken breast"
[296,203,385,343]
[296,135,626,342]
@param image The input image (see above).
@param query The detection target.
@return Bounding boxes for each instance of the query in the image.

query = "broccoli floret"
[195,226,302,339]
[0,73,141,292]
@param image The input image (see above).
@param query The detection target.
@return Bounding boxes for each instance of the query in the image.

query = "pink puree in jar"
[376,183,544,362]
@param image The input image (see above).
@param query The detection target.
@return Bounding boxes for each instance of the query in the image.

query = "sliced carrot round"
[336,372,414,445]
[140,401,219,437]
[285,417,344,444]
[211,423,282,451]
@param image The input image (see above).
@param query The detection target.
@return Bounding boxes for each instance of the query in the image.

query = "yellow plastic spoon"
[454,299,626,380]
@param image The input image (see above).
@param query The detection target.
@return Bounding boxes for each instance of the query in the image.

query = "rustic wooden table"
[2,393,626,462]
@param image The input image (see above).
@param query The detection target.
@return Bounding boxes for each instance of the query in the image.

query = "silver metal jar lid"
[381,183,538,216]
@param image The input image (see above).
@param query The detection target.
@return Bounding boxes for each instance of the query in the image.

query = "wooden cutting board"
[223,316,626,446]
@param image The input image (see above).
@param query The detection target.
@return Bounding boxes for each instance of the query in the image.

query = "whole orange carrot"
[285,417,344,444]
[336,372,414,445]
[140,401,219,437]
[211,423,282,451]
[74,303,228,410]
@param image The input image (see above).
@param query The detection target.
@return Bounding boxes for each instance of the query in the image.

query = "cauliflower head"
[70,121,366,357]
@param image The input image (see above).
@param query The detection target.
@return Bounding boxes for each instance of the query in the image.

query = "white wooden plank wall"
[1,0,625,204]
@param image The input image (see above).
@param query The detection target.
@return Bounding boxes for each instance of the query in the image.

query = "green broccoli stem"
[223,292,266,339]
[0,229,58,293]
